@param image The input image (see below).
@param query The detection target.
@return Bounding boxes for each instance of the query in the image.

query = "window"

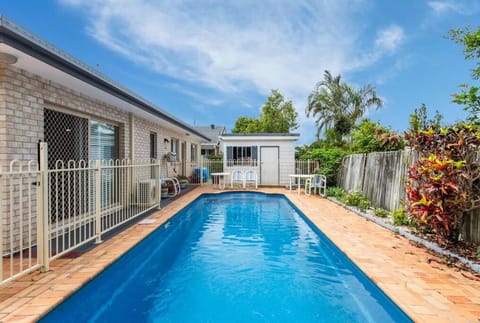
[226,146,258,166]
[191,143,198,162]
[150,133,157,159]
[171,138,179,157]
[90,120,119,161]
[90,121,119,209]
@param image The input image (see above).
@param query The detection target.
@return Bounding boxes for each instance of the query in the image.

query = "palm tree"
[306,70,383,139]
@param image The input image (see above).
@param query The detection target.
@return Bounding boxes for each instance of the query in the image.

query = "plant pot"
[161,187,169,198]
[180,180,188,189]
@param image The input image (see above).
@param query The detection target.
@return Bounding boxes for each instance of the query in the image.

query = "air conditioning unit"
[137,179,157,205]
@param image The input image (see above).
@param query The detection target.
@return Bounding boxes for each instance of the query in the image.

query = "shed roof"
[220,133,300,141]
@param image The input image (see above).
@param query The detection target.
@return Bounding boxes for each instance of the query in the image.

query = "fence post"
[95,160,102,244]
[0,171,3,280]
[157,160,161,210]
[38,142,49,272]
[200,158,204,186]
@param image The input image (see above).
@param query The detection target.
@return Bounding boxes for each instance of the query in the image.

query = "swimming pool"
[41,192,411,322]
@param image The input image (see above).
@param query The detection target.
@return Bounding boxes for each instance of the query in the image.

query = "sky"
[1,0,479,145]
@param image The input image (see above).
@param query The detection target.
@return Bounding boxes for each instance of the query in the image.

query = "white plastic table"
[289,174,314,195]
[211,172,230,190]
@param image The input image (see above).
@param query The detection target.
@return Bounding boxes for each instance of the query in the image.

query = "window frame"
[226,145,258,166]
[191,143,198,162]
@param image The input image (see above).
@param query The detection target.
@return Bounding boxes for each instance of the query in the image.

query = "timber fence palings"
[338,149,480,243]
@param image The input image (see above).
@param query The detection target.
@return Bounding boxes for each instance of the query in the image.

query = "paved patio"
[0,186,479,322]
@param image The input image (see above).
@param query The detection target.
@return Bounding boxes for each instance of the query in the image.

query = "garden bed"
[326,196,480,275]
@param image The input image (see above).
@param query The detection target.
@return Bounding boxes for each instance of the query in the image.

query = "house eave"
[0,15,210,142]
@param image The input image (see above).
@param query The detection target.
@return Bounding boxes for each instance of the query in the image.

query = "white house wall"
[221,138,296,186]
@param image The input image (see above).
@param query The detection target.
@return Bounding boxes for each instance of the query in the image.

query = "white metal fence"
[0,143,165,284]
[0,160,41,284]
[188,158,319,185]
[0,150,320,285]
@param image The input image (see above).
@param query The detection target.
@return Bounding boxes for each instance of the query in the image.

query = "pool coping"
[0,186,478,322]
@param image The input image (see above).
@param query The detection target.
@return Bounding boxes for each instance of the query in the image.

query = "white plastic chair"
[306,174,326,196]
[244,170,258,189]
[231,170,244,188]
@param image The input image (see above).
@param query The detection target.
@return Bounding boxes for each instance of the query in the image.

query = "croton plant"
[405,124,480,242]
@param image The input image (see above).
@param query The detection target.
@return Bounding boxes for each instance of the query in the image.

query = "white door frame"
[260,146,279,185]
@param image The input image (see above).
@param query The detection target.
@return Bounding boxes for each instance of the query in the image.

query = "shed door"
[260,147,279,185]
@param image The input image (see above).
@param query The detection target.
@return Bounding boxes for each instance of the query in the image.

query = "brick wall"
[0,65,131,164]
[0,64,202,254]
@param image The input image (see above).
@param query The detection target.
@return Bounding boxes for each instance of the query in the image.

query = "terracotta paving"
[0,186,479,322]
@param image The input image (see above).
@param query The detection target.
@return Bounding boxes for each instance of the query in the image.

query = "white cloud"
[375,25,405,53]
[58,0,405,143]
[428,1,479,15]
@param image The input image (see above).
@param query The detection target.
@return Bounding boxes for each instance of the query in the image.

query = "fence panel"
[338,151,413,211]
[0,161,41,284]
[188,159,318,186]
[362,151,409,211]
[47,159,161,260]
[337,154,367,193]
[338,149,480,242]
[463,209,480,243]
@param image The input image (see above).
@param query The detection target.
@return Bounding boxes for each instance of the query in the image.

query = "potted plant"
[161,183,169,198]
[177,175,189,189]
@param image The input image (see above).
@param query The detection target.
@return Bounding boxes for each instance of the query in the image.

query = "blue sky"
[1,0,479,144]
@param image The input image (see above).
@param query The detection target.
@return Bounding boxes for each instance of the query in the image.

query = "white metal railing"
[46,157,162,261]
[188,158,320,185]
[295,160,320,175]
[0,160,41,284]
[0,143,165,284]
[0,149,322,285]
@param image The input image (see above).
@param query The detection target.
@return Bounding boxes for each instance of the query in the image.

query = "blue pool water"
[41,192,411,322]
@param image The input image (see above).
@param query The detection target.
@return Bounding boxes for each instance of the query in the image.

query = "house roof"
[0,15,210,142]
[193,125,227,143]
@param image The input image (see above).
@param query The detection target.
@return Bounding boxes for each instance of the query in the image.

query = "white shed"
[219,133,300,186]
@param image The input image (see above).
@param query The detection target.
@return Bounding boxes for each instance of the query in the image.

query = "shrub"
[297,148,347,186]
[350,119,405,153]
[341,191,371,211]
[357,199,371,212]
[392,208,409,226]
[375,208,388,217]
[326,186,346,198]
[477,246,480,261]
[405,124,480,242]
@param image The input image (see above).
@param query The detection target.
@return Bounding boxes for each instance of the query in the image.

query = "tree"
[350,119,404,153]
[232,117,261,133]
[259,90,298,133]
[450,27,480,125]
[408,103,443,133]
[231,90,298,133]
[306,70,382,139]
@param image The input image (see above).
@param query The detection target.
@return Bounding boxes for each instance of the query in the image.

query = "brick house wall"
[0,64,201,253]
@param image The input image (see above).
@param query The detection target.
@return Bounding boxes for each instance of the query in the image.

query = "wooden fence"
[337,150,480,243]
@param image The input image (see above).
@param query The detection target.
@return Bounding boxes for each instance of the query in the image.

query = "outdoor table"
[289,174,314,195]
[211,172,231,190]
